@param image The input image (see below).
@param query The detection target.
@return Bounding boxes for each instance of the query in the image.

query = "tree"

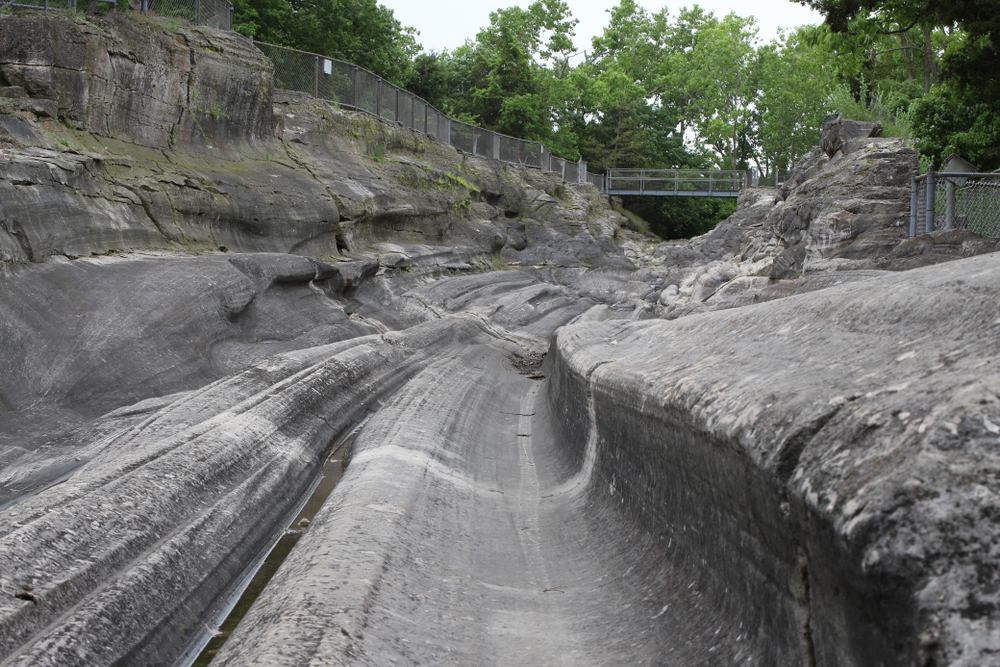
[680,13,762,170]
[231,0,419,85]
[798,0,1000,169]
[756,27,837,175]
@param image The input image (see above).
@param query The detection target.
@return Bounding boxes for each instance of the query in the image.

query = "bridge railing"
[605,169,746,197]
[910,170,1000,238]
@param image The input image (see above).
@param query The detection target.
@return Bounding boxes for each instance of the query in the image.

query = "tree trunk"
[921,26,938,93]
[901,32,914,83]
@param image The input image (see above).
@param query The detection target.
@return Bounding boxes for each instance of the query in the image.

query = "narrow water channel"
[187,436,353,666]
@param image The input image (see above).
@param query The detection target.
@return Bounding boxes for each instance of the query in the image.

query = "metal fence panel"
[412,100,426,134]
[470,128,491,158]
[520,141,542,168]
[354,69,377,115]
[425,108,439,140]
[314,57,353,107]
[256,43,312,95]
[913,173,1000,238]
[397,91,413,129]
[450,121,473,154]
[499,136,518,164]
[564,161,579,183]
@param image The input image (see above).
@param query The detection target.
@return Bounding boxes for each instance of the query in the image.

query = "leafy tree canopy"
[231,0,419,85]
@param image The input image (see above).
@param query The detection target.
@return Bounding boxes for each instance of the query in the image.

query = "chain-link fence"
[911,171,1000,238]
[7,0,232,30]
[9,0,74,10]
[749,168,788,188]
[10,0,616,191]
[253,40,597,186]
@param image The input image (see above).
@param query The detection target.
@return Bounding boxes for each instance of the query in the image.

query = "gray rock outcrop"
[3,11,1000,667]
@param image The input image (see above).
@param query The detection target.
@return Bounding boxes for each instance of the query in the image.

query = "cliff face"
[2,13,1000,667]
[0,14,274,147]
[0,13,624,267]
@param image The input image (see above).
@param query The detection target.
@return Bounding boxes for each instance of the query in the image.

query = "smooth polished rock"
[552,251,1000,666]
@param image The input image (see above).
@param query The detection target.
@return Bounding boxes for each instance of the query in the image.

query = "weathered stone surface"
[1,16,623,267]
[3,12,1000,667]
[550,252,1000,666]
[0,315,504,666]
[820,113,883,158]
[0,14,275,148]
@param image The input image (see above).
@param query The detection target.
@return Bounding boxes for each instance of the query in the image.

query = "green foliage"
[755,27,837,173]
[800,0,1000,170]
[910,88,1000,170]
[827,76,915,138]
[624,196,737,240]
[230,0,419,85]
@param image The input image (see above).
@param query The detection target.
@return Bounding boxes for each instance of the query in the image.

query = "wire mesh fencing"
[11,0,618,191]
[252,41,597,187]
[7,0,232,29]
[749,169,788,188]
[911,172,1000,238]
[9,0,75,11]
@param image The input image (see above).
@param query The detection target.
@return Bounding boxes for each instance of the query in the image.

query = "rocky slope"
[2,11,1000,667]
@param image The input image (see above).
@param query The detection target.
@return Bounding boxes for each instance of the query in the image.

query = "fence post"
[195,0,200,25]
[925,165,936,234]
[945,178,956,230]
[410,94,415,129]
[352,68,359,109]
[493,133,501,161]
[375,79,381,117]
[313,57,319,99]
[909,176,918,237]
[578,159,585,184]
[228,5,233,29]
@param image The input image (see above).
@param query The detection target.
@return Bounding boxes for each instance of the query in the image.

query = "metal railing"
[254,40,595,182]
[749,168,787,188]
[604,169,746,198]
[11,2,763,196]
[910,170,1000,238]
[6,0,233,29]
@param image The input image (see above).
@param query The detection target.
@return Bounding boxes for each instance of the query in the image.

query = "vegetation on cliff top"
[232,0,994,237]
[9,0,988,238]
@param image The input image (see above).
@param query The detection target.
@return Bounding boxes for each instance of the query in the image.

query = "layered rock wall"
[0,14,624,266]
[551,253,1000,665]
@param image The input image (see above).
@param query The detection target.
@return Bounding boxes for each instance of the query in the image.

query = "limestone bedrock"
[1,12,999,667]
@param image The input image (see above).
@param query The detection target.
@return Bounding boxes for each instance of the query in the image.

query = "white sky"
[380,0,825,59]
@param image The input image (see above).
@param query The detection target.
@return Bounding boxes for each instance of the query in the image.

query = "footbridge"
[599,168,748,197]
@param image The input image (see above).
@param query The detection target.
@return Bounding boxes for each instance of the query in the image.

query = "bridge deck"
[601,168,746,197]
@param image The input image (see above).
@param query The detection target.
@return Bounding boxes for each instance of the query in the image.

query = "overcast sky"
[380,0,825,59]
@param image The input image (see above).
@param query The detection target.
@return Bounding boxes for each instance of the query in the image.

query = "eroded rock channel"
[2,13,1000,667]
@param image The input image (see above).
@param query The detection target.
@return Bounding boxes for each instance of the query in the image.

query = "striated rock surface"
[2,12,1000,667]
